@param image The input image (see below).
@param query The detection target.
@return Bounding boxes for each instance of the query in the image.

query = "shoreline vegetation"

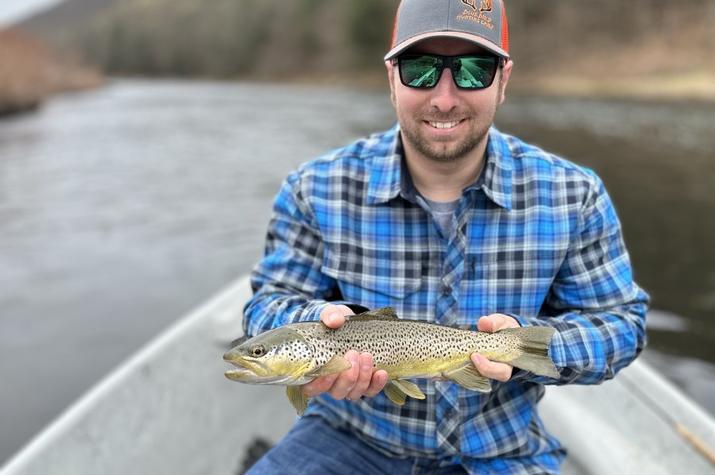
[0,28,103,117]
[3,0,714,117]
[252,70,715,104]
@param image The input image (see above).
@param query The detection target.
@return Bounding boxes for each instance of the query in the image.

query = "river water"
[1,79,714,464]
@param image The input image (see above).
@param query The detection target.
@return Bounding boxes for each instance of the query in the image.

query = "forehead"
[404,37,492,56]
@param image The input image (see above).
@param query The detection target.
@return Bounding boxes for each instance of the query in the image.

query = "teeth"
[429,121,460,129]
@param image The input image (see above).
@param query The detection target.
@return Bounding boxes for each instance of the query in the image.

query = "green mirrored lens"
[399,54,499,90]
[454,57,498,88]
[401,56,441,88]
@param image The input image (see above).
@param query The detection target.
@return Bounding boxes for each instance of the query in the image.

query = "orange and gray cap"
[384,0,510,61]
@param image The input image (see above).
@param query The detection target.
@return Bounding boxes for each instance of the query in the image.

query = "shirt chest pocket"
[321,244,423,308]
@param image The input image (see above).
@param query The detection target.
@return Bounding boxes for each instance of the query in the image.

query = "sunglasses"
[397,54,501,90]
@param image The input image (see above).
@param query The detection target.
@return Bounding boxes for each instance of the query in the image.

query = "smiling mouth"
[426,120,463,130]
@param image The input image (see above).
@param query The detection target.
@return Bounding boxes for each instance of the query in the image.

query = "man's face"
[387,37,512,164]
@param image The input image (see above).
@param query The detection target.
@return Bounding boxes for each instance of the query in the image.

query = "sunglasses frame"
[396,53,502,90]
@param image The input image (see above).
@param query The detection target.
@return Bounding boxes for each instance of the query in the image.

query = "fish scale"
[295,318,522,378]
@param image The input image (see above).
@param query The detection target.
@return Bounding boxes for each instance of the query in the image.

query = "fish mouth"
[223,358,266,383]
[223,354,282,384]
[222,349,312,385]
[223,367,297,385]
[224,367,258,382]
[223,351,261,381]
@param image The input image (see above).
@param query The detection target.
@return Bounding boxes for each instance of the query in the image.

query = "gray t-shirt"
[420,195,459,239]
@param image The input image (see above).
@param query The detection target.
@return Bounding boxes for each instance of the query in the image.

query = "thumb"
[320,305,354,329]
[477,313,519,333]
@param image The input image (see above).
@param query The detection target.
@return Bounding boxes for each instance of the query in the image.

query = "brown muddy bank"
[0,28,103,117]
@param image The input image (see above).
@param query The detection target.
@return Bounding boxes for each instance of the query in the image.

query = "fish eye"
[250,345,266,358]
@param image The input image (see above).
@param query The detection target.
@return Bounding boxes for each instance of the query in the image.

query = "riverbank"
[244,67,715,104]
[0,27,103,117]
[509,70,715,103]
[18,0,713,107]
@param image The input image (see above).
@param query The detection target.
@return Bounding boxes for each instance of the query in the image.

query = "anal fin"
[443,364,492,393]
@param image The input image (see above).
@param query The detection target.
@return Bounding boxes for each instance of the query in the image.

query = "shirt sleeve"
[513,173,649,385]
[242,171,363,337]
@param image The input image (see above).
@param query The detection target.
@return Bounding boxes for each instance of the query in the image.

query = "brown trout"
[223,307,559,415]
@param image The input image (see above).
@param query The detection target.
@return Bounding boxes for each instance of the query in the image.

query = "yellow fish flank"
[223,308,559,415]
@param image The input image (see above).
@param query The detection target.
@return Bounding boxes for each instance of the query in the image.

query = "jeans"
[245,415,468,475]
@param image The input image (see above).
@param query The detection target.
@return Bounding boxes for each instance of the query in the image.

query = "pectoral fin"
[286,386,309,416]
[391,380,426,400]
[443,364,492,393]
[383,381,407,405]
[307,355,352,377]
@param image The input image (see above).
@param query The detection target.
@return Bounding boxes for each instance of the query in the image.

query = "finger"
[320,305,353,329]
[471,353,513,382]
[346,353,374,400]
[328,351,360,400]
[477,314,519,333]
[477,316,495,333]
[302,374,338,398]
[364,369,389,398]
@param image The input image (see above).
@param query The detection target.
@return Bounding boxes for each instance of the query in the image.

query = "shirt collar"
[366,125,513,210]
[366,124,403,205]
[479,127,513,210]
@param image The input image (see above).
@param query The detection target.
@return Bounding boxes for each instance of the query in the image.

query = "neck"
[402,136,488,203]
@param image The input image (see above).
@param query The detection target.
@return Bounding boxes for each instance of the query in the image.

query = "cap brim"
[384,31,509,61]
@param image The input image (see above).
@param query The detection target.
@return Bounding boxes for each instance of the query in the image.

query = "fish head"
[223,326,316,385]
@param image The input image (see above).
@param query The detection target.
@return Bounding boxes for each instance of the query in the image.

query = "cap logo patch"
[457,0,494,29]
[460,0,492,12]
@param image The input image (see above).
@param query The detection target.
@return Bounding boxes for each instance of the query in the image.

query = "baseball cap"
[384,0,510,61]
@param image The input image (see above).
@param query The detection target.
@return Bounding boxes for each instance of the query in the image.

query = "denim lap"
[245,415,467,475]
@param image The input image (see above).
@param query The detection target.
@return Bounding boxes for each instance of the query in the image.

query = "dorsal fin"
[350,307,399,321]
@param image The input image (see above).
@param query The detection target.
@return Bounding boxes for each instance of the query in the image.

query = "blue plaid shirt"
[243,125,649,474]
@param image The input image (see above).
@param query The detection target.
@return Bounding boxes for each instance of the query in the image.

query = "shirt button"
[442,285,452,295]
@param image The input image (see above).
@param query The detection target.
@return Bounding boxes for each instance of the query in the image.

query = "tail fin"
[501,327,560,378]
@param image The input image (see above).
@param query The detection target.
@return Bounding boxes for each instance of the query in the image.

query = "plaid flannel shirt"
[243,125,649,474]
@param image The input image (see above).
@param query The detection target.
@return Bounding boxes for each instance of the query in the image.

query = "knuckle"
[368,376,385,393]
[330,381,349,398]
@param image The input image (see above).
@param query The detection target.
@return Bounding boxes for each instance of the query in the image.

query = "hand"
[302,304,389,401]
[470,313,520,382]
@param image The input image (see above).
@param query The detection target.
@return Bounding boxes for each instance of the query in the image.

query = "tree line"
[23,0,710,81]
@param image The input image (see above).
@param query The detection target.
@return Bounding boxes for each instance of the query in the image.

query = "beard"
[399,117,490,163]
[394,75,503,164]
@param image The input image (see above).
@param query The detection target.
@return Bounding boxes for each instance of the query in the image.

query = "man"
[243,0,649,473]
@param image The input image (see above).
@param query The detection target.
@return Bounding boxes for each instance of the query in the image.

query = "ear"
[497,59,513,105]
[385,60,397,107]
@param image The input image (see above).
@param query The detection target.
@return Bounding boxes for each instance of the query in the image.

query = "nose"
[429,67,460,113]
